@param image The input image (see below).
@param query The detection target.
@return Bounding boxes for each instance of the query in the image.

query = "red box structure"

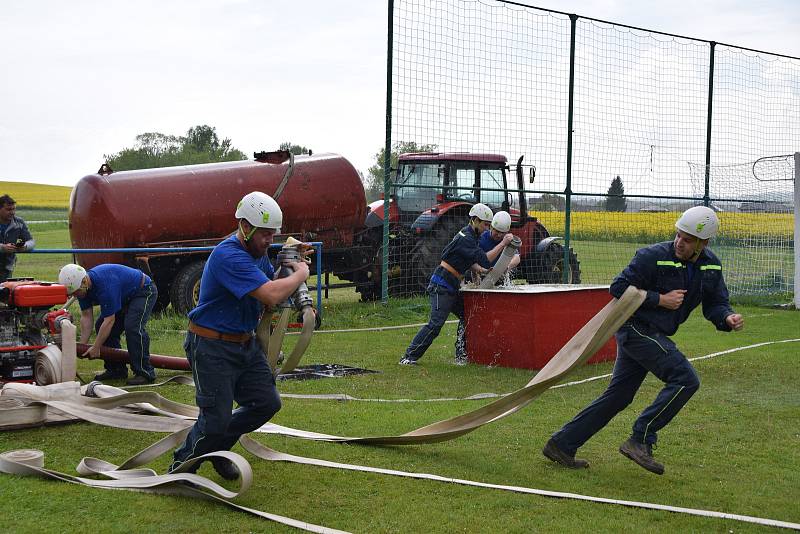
[462,285,617,370]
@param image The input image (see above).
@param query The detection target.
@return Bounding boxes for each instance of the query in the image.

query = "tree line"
[105,126,628,211]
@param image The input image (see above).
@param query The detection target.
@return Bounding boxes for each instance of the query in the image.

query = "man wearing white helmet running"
[170,191,310,480]
[543,206,743,475]
[400,203,514,366]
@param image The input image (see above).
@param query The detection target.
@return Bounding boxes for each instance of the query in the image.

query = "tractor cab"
[393,153,530,229]
[358,152,579,300]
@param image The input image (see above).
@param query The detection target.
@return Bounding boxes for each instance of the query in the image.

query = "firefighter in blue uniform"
[400,203,514,366]
[543,206,744,475]
[59,263,158,386]
[479,211,520,270]
[169,191,309,480]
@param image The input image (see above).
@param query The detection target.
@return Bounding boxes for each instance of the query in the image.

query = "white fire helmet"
[58,264,87,294]
[675,206,719,240]
[491,211,511,233]
[235,192,282,230]
[468,203,493,222]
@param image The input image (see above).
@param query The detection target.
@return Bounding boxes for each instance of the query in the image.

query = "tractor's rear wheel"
[410,215,464,294]
[525,243,580,284]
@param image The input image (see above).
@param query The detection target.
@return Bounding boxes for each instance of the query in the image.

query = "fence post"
[563,14,577,283]
[794,152,799,308]
[703,41,716,206]
[382,0,394,303]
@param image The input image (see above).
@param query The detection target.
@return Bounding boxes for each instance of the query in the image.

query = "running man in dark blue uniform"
[169,191,309,480]
[400,203,513,366]
[59,263,158,385]
[543,207,744,475]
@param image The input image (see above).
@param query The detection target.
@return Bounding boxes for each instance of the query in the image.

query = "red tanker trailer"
[69,151,375,313]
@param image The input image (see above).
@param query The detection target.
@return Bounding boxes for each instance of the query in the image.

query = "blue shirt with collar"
[79,264,150,318]
[188,234,275,334]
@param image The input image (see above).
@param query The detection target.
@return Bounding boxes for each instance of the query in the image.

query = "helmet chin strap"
[238,220,257,242]
[688,239,705,262]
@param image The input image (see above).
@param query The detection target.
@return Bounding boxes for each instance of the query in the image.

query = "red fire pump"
[0,281,70,384]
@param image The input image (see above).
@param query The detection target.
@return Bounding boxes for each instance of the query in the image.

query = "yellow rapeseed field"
[532,211,793,241]
[0,181,71,208]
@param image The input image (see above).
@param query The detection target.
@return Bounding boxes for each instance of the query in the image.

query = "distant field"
[0,180,71,208]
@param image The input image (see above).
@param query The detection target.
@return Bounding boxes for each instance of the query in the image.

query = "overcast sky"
[1,0,798,187]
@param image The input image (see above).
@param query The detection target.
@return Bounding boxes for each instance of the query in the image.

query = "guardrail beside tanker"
[26,244,325,316]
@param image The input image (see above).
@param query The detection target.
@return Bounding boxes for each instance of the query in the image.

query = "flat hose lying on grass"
[6,287,728,533]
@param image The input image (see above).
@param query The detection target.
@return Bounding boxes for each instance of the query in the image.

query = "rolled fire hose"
[33,319,78,385]
[479,235,522,289]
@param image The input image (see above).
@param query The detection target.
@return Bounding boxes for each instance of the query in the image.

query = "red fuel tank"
[69,153,367,268]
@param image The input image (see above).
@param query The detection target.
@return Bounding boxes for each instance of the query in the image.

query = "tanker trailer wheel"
[170,260,206,315]
[526,243,581,284]
[409,214,464,295]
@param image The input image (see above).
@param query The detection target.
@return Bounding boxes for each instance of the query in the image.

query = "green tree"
[605,175,627,212]
[530,193,566,212]
[104,125,247,171]
[365,141,437,202]
[279,142,312,156]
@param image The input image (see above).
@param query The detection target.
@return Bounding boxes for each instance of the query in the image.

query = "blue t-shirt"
[188,234,275,333]
[79,264,147,318]
[479,230,519,266]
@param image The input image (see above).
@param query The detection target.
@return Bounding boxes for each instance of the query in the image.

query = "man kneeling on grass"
[543,207,743,475]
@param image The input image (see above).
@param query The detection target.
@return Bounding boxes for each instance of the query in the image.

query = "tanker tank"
[68,152,372,313]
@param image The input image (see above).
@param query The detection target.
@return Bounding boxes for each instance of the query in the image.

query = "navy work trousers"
[551,323,700,454]
[404,283,464,362]
[172,333,281,467]
[98,283,157,380]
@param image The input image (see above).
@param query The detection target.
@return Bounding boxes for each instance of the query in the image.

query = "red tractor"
[356,152,580,300]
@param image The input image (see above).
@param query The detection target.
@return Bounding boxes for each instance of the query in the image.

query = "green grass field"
[1,215,799,533]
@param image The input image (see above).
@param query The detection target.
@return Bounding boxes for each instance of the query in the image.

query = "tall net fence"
[377,0,798,302]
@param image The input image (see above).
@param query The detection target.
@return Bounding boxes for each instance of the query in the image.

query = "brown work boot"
[619,438,665,475]
[542,438,589,469]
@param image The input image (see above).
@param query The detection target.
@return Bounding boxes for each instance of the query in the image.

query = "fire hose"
[0,288,644,533]
[3,287,798,531]
[478,235,521,288]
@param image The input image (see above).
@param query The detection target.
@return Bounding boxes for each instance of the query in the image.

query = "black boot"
[619,437,665,475]
[211,457,240,480]
[94,369,127,381]
[542,438,589,469]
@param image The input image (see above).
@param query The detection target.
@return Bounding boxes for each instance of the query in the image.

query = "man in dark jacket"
[0,195,35,282]
[400,203,513,366]
[543,206,744,475]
